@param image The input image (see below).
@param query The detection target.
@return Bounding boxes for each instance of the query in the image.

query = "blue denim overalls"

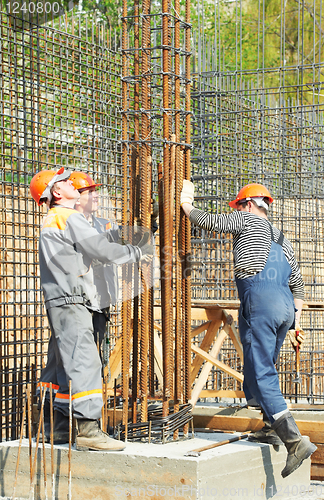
[235,224,295,422]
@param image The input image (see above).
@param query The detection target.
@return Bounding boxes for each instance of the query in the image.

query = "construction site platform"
[192,403,324,482]
[0,430,313,500]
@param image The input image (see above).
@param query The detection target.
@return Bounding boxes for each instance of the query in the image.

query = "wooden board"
[312,444,324,464]
[192,415,324,444]
[193,414,264,432]
[199,390,246,399]
[311,464,324,481]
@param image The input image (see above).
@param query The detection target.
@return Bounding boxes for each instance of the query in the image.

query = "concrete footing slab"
[0,432,313,500]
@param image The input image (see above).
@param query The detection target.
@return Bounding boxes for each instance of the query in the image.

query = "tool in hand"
[293,329,302,385]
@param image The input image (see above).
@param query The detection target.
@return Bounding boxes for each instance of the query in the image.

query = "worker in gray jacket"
[70,171,119,357]
[70,171,158,361]
[30,167,153,451]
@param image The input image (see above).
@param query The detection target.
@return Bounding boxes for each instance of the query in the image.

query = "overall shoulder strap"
[268,221,284,246]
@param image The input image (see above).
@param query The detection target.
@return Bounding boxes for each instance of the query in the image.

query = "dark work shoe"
[39,408,70,444]
[272,412,317,478]
[52,410,70,444]
[248,420,283,446]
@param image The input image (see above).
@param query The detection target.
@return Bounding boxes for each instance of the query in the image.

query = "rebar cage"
[1,0,324,441]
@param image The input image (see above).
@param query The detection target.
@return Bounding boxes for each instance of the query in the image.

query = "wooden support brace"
[190,329,228,407]
[191,318,223,382]
[191,321,212,339]
[191,344,244,383]
[223,310,243,362]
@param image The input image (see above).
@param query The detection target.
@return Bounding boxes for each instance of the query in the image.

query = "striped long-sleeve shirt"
[189,208,304,300]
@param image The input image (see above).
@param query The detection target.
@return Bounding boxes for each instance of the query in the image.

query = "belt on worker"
[45,295,86,309]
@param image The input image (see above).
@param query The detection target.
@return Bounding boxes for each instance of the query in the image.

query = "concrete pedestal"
[0,432,313,499]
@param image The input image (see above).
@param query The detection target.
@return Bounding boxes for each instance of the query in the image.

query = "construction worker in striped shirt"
[30,168,153,451]
[180,180,316,478]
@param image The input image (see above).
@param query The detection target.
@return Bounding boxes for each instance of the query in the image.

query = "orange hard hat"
[229,183,274,209]
[30,167,70,206]
[70,171,102,192]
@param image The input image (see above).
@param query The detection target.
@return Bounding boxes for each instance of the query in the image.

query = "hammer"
[293,329,302,385]
[185,433,249,457]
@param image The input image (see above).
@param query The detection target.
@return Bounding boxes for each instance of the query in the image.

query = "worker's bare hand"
[287,324,305,349]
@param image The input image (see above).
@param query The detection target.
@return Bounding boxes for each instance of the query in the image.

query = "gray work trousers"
[39,303,103,420]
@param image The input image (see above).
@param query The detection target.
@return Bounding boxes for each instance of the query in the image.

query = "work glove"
[287,324,306,350]
[180,180,195,206]
[137,231,154,261]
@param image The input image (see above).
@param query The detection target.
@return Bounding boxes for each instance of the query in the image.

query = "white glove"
[287,324,306,349]
[180,180,195,206]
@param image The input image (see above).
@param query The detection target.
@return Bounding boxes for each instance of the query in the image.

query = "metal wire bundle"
[118,403,193,443]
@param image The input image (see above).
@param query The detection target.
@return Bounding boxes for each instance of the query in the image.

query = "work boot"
[248,410,283,446]
[76,419,125,452]
[272,411,317,478]
[52,410,70,444]
[41,399,51,442]
[39,407,69,444]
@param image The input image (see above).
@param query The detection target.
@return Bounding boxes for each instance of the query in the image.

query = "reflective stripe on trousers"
[39,303,103,419]
[235,241,295,422]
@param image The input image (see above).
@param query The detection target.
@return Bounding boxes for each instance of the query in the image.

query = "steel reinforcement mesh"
[0,11,125,440]
[190,41,324,403]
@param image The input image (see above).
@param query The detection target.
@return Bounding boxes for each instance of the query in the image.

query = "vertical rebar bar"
[68,380,72,500]
[131,0,140,424]
[121,0,130,438]
[161,0,172,419]
[12,393,27,500]
[139,0,152,424]
[173,0,182,431]
[184,0,192,411]
[50,384,54,500]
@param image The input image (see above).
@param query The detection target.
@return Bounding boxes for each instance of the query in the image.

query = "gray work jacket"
[39,206,141,310]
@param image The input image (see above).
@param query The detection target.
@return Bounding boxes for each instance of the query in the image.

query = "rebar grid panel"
[191,78,324,303]
[190,0,324,402]
[2,0,324,443]
[0,10,125,440]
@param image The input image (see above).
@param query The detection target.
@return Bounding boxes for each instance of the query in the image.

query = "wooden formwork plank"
[297,421,324,444]
[154,306,223,322]
[192,415,324,442]
[311,464,324,481]
[312,444,324,464]
[193,414,264,432]
[199,389,245,399]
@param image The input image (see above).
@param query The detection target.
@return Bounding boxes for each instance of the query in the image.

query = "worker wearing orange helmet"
[181,180,316,478]
[69,171,120,356]
[30,167,153,451]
